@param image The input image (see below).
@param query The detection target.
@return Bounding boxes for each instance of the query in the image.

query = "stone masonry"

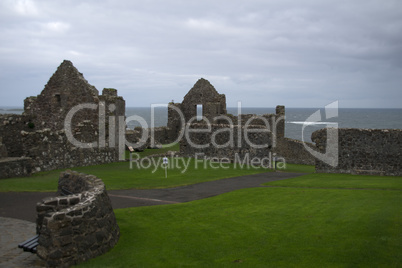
[36,170,120,267]
[0,157,32,179]
[0,114,35,157]
[0,60,126,177]
[21,128,117,173]
[24,60,99,131]
[24,60,125,147]
[0,124,33,179]
[89,77,314,165]
[167,78,227,142]
[180,123,272,161]
[0,136,7,158]
[165,78,315,165]
[312,128,402,176]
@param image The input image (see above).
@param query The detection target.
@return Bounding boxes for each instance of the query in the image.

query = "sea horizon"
[1,106,401,143]
[1,106,402,110]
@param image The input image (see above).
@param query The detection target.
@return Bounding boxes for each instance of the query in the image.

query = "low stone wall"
[312,128,402,176]
[0,114,35,157]
[21,129,118,172]
[275,137,315,165]
[149,127,172,145]
[0,157,32,179]
[0,137,7,158]
[36,170,120,267]
[126,126,175,149]
[180,123,272,161]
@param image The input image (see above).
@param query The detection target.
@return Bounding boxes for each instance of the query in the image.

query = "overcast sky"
[1,0,401,108]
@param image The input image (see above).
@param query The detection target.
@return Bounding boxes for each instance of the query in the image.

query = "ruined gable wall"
[312,128,402,176]
[18,61,125,173]
[167,79,307,165]
[166,79,228,143]
[0,61,126,177]
[24,60,100,131]
[181,78,227,122]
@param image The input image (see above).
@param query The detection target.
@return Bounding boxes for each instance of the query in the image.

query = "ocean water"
[0,107,24,114]
[2,106,401,142]
[283,108,402,142]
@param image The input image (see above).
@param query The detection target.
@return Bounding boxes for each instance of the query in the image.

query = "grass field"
[0,143,314,192]
[1,144,400,267]
[0,160,314,192]
[265,172,402,190]
[78,174,402,267]
[0,158,275,192]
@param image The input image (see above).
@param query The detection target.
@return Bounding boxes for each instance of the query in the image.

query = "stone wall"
[125,126,176,150]
[167,103,184,142]
[0,114,35,157]
[130,127,170,146]
[0,137,7,158]
[0,130,32,179]
[233,114,275,126]
[229,110,284,140]
[180,123,272,161]
[150,127,172,145]
[21,129,117,173]
[181,78,227,123]
[167,78,227,143]
[166,78,292,164]
[275,105,285,138]
[275,137,315,165]
[312,128,402,176]
[99,88,126,148]
[0,157,32,179]
[36,170,120,267]
[24,60,101,132]
[0,60,126,178]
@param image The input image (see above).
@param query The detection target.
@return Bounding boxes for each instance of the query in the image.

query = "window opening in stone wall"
[54,94,61,105]
[197,104,203,121]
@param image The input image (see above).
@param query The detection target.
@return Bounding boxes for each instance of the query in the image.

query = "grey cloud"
[0,0,401,108]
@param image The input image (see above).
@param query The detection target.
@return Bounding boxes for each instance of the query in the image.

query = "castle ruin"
[0,60,125,178]
[1,60,400,178]
[164,78,315,165]
[0,66,317,179]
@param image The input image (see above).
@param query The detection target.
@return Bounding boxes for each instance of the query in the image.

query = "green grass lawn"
[1,150,400,267]
[0,158,275,192]
[78,174,402,267]
[265,173,402,190]
[0,160,311,192]
[0,143,312,192]
[0,144,179,192]
[1,157,310,192]
[73,157,274,190]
